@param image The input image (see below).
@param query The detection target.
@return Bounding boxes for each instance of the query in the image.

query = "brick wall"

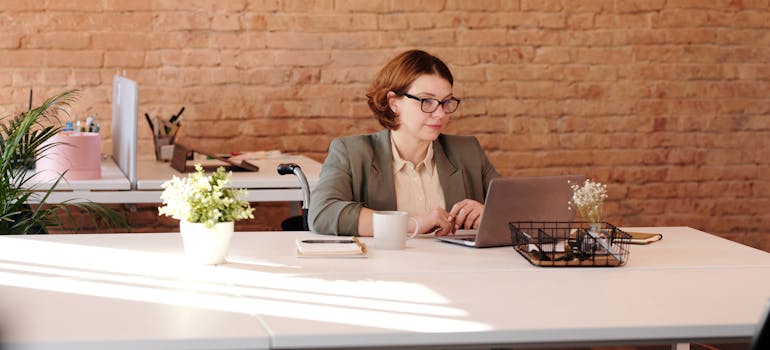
[2,1,768,251]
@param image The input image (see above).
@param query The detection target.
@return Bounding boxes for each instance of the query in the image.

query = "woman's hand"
[414,208,456,236]
[449,199,484,230]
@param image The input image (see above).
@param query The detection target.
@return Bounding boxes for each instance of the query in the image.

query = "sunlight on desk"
[0,237,490,333]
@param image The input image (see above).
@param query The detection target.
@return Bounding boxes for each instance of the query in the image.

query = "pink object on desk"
[36,132,102,180]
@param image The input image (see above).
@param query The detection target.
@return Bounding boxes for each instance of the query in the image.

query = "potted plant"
[569,178,608,232]
[1,89,125,234]
[569,179,623,261]
[158,164,254,264]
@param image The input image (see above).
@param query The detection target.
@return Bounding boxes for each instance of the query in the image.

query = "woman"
[309,50,499,236]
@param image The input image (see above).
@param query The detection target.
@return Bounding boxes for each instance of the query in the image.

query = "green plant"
[0,89,126,234]
[159,164,254,228]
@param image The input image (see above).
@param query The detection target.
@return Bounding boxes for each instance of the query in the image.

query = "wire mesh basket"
[508,221,631,267]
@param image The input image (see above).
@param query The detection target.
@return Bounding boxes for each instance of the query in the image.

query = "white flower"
[569,179,608,225]
[158,164,254,229]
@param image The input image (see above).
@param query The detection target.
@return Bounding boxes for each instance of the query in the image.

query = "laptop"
[437,174,586,248]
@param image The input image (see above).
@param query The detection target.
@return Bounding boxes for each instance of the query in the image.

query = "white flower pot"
[179,221,234,265]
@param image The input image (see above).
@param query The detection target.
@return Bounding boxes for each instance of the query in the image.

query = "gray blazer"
[309,130,500,236]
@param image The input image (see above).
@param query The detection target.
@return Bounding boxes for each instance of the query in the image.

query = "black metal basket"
[508,221,631,267]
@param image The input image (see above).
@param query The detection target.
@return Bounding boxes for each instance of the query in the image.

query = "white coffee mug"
[372,211,420,250]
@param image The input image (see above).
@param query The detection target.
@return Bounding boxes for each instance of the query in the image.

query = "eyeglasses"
[398,92,461,114]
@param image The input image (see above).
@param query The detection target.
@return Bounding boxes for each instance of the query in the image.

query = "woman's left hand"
[449,199,484,230]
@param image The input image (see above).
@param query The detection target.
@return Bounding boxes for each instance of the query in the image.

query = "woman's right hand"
[414,208,456,236]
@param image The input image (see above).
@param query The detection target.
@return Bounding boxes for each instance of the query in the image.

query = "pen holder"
[36,131,102,180]
[153,135,174,161]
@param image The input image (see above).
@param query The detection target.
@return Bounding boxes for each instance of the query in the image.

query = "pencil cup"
[372,211,420,250]
[36,131,102,180]
[153,135,173,161]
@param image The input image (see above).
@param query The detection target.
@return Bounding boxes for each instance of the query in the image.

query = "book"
[295,237,367,258]
[567,229,663,245]
[621,232,663,245]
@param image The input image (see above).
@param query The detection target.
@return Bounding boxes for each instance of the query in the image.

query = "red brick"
[377,13,409,30]
[562,0,613,13]
[156,12,211,31]
[615,0,666,13]
[267,14,378,32]
[242,14,268,30]
[598,13,653,28]
[47,50,103,68]
[653,9,733,28]
[281,0,334,12]
[507,29,560,46]
[457,29,507,46]
[24,32,90,49]
[328,51,381,67]
[0,0,46,10]
[104,51,145,68]
[734,11,770,28]
[575,47,633,64]
[388,0,445,12]
[335,0,388,12]
[212,13,241,31]
[92,32,148,50]
[0,50,46,67]
[563,30,615,46]
[521,0,562,11]
[45,0,103,10]
[104,0,153,11]
[446,0,506,11]
[539,13,567,29]
[566,13,595,30]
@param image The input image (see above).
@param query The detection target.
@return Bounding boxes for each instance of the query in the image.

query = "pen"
[169,123,181,144]
[145,113,155,134]
[170,106,185,124]
[301,239,357,244]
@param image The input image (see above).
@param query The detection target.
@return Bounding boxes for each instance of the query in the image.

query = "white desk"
[1,227,768,349]
[26,155,321,204]
[135,155,321,203]
[26,158,132,204]
[0,233,270,350]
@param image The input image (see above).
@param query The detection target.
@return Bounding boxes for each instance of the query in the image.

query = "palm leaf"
[0,89,128,234]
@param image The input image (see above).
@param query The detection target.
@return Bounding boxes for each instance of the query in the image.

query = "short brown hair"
[366,50,454,130]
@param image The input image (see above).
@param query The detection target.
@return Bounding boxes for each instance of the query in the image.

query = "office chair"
[751,299,770,350]
[277,163,310,231]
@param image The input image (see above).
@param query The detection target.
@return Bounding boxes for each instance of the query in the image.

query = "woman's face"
[389,74,453,143]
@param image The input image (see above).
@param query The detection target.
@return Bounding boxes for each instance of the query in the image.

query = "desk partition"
[1,227,768,349]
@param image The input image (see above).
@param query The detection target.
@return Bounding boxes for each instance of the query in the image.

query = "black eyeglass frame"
[397,92,461,114]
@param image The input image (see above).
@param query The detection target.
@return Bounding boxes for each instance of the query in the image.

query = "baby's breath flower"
[569,179,608,225]
[159,164,254,229]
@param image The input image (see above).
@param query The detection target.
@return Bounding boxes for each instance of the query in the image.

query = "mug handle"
[408,217,420,239]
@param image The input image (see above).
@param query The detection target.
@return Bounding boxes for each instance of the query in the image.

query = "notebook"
[437,174,586,248]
